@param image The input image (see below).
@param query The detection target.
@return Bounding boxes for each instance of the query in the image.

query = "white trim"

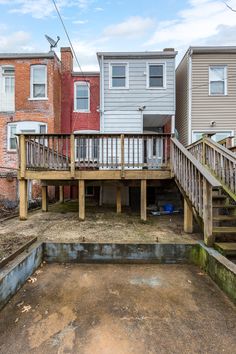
[109,62,129,89]
[192,129,234,143]
[74,81,90,113]
[7,121,47,152]
[188,52,192,145]
[146,62,166,89]
[30,64,47,100]
[208,65,227,96]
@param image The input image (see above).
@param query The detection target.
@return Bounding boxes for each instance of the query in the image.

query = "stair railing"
[171,137,221,246]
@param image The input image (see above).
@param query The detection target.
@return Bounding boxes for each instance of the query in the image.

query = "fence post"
[202,136,206,165]
[203,179,214,246]
[70,134,75,178]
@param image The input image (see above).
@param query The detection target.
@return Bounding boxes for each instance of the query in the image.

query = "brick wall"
[61,47,100,133]
[0,55,61,203]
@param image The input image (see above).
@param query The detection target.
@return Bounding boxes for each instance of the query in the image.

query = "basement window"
[209,66,227,95]
[30,65,47,99]
[74,82,90,112]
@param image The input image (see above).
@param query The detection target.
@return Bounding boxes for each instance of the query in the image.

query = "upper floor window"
[110,63,128,89]
[3,66,15,94]
[209,66,227,95]
[147,64,165,88]
[8,124,17,151]
[30,65,47,99]
[74,82,90,112]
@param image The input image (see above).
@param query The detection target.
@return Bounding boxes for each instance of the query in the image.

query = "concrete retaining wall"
[0,242,43,310]
[190,242,236,304]
[44,243,196,264]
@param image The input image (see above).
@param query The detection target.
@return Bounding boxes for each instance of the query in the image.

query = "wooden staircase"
[186,137,236,246]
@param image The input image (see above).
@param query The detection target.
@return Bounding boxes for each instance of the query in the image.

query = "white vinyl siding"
[74,82,90,112]
[209,66,227,95]
[0,66,15,112]
[30,65,47,99]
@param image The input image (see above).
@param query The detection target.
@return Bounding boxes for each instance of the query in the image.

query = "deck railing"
[171,137,221,245]
[188,137,236,199]
[19,133,171,172]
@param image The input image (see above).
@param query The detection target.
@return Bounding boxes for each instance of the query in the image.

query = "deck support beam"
[42,186,48,212]
[184,199,193,233]
[141,179,147,221]
[19,179,28,220]
[79,180,85,221]
[116,185,122,214]
[59,186,64,203]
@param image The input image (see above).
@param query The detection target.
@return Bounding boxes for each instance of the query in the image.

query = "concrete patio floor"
[0,263,235,354]
[0,202,200,261]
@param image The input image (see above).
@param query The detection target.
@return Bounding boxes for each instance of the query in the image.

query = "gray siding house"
[176,46,236,146]
[97,50,177,134]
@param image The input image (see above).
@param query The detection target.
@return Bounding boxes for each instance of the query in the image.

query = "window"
[209,66,227,95]
[30,65,47,99]
[85,186,95,197]
[8,124,17,150]
[3,66,15,94]
[148,64,165,88]
[192,131,233,143]
[76,138,98,161]
[74,82,90,112]
[110,64,128,88]
[7,122,47,151]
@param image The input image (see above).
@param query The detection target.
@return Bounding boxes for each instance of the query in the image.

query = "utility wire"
[51,0,99,132]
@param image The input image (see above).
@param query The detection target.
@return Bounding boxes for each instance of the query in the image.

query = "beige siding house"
[176,46,236,146]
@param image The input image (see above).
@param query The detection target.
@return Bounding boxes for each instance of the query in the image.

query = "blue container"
[163,203,174,213]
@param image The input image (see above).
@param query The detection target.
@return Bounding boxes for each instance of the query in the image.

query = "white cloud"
[73,19,88,24]
[0,29,31,51]
[95,7,104,12]
[103,16,154,38]
[146,0,236,47]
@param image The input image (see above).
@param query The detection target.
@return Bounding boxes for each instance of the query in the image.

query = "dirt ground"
[0,201,200,261]
[0,263,235,354]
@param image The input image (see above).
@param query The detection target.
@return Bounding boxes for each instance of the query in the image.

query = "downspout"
[100,54,104,133]
[188,49,192,145]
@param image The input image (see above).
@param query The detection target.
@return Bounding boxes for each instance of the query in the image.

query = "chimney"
[61,47,73,73]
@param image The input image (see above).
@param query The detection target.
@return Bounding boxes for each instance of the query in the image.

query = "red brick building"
[60,47,100,134]
[0,52,61,205]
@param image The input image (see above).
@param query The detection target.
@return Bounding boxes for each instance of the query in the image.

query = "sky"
[0,0,236,70]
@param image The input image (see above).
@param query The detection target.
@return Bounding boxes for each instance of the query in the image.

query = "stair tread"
[212,195,227,200]
[213,215,236,221]
[213,227,236,233]
[215,242,236,255]
[213,205,236,208]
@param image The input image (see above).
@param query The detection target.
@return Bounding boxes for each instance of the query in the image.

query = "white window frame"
[109,62,129,89]
[146,62,166,89]
[7,121,47,152]
[192,130,234,143]
[2,66,15,94]
[209,65,227,96]
[30,64,48,100]
[74,81,90,113]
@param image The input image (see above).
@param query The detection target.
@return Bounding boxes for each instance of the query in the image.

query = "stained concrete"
[0,264,235,354]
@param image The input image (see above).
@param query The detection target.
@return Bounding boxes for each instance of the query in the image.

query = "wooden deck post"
[141,179,147,221]
[116,185,122,214]
[184,199,193,233]
[79,180,85,221]
[19,179,28,220]
[203,179,214,246]
[120,134,125,178]
[42,186,48,212]
[70,134,75,178]
[19,134,26,179]
[59,186,64,203]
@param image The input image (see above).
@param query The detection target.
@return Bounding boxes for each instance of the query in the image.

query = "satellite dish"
[45,35,60,51]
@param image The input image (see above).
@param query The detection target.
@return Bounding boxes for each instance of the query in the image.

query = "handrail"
[172,138,221,187]
[204,137,236,161]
